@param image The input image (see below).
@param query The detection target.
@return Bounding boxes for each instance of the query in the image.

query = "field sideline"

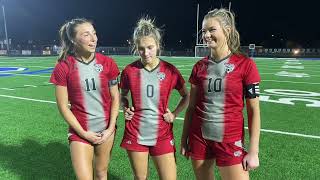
[0,55,319,179]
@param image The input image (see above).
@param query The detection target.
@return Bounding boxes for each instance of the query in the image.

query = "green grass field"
[0,55,319,179]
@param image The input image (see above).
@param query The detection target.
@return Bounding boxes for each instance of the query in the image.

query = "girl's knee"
[95,169,107,180]
[133,174,148,180]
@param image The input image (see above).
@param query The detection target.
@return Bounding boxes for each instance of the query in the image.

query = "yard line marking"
[250,128,320,139]
[0,94,56,104]
[0,64,53,68]
[181,75,320,85]
[259,72,320,77]
[175,117,320,139]
[178,69,193,71]
[0,88,14,91]
[262,80,320,85]
[177,71,320,77]
[0,73,51,78]
[14,57,54,60]
[160,56,199,59]
[260,92,320,100]
[0,94,319,139]
[23,65,53,68]
[258,64,320,67]
[23,85,37,87]
[16,74,51,78]
[258,68,319,73]
[176,65,195,68]
[0,61,54,64]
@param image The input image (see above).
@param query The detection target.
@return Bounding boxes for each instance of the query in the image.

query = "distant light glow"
[293,49,299,55]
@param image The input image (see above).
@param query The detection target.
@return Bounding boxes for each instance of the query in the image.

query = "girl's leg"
[218,164,249,180]
[127,151,149,180]
[152,152,176,180]
[94,131,116,180]
[191,159,215,180]
[70,141,94,180]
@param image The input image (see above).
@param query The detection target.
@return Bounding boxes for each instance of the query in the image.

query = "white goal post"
[194,45,210,58]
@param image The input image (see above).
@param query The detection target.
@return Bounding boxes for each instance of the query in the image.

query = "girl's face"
[73,22,98,55]
[137,36,159,65]
[202,17,228,50]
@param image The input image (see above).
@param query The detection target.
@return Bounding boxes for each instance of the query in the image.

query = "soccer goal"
[194,45,210,58]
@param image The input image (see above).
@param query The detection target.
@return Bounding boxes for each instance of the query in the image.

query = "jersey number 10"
[208,78,222,92]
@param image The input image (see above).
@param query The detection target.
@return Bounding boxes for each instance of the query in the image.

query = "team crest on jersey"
[94,63,103,73]
[225,63,235,73]
[157,72,166,81]
[234,150,242,157]
[170,139,175,146]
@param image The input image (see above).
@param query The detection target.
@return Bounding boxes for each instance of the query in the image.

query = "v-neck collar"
[140,59,161,73]
[75,54,96,65]
[209,53,232,64]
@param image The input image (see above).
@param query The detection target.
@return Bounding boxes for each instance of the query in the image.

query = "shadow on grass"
[0,139,122,179]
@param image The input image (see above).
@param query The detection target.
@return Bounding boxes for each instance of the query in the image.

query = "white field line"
[16,74,51,78]
[181,75,320,85]
[258,68,319,73]
[0,94,56,104]
[0,64,53,69]
[22,65,53,68]
[259,93,320,100]
[175,116,320,139]
[160,56,199,59]
[0,73,51,78]
[176,65,195,68]
[254,58,299,60]
[23,85,37,87]
[0,88,14,91]
[258,72,320,77]
[14,57,55,60]
[0,94,319,139]
[262,80,320,85]
[258,64,320,67]
[0,61,54,64]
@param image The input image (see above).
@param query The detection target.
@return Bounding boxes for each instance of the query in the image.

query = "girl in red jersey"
[50,18,120,180]
[120,17,189,180]
[181,8,261,180]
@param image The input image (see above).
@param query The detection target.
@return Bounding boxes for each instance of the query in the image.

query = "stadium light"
[1,0,9,54]
[293,49,300,55]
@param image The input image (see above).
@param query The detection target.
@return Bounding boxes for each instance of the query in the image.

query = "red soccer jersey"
[120,60,185,146]
[50,53,120,134]
[189,54,260,142]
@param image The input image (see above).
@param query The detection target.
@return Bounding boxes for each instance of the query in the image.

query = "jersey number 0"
[146,85,154,97]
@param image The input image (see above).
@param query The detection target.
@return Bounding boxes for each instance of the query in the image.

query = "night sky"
[1,0,319,49]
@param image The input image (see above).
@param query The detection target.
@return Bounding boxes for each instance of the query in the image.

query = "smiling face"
[73,22,98,55]
[137,36,159,65]
[202,17,229,50]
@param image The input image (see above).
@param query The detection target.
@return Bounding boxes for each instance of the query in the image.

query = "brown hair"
[58,18,93,60]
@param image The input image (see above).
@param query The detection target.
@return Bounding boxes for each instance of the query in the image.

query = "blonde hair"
[132,17,162,55]
[58,18,92,61]
[204,8,241,54]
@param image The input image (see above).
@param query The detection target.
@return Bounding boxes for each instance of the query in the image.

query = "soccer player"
[120,17,189,180]
[50,18,120,180]
[181,8,261,180]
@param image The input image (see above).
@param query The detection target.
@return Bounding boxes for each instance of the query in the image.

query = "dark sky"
[1,0,319,49]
